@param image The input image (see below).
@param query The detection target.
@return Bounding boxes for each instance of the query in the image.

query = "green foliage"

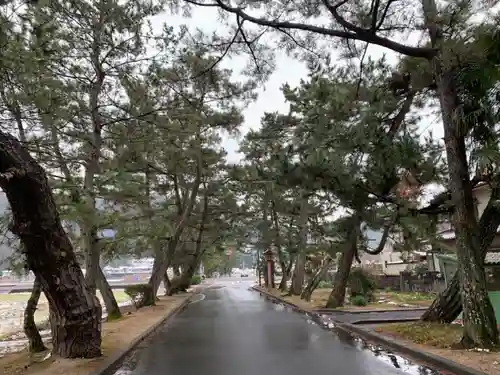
[2,0,500,350]
[124,284,154,308]
[348,268,377,302]
[191,275,202,285]
[318,280,333,289]
[351,295,368,307]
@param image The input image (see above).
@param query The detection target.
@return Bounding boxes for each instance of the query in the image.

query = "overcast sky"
[151,7,446,164]
[150,6,447,204]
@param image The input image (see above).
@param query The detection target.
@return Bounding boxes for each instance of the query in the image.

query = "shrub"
[191,275,202,285]
[351,295,368,306]
[318,280,333,289]
[348,268,377,302]
[125,284,154,308]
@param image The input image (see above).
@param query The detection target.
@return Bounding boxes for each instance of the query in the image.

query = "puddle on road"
[265,297,442,375]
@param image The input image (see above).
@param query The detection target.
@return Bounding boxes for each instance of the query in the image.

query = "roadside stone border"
[250,286,486,375]
[90,293,194,375]
[314,306,429,314]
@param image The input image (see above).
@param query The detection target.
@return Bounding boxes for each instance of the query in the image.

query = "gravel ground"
[0,290,132,357]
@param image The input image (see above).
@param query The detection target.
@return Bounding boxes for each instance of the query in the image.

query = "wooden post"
[263,249,275,289]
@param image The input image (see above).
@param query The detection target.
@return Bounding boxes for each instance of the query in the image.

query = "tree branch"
[183,0,436,58]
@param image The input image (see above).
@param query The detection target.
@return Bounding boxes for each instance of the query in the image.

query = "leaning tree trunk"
[428,39,498,346]
[83,225,100,294]
[278,266,288,290]
[96,266,121,319]
[422,192,500,322]
[326,244,356,308]
[167,262,199,295]
[278,260,290,291]
[24,275,47,353]
[289,252,306,295]
[326,217,360,308]
[173,265,181,277]
[301,257,332,302]
[143,245,166,307]
[148,238,178,303]
[163,270,171,295]
[167,251,204,295]
[288,193,309,295]
[148,156,201,299]
[0,132,102,358]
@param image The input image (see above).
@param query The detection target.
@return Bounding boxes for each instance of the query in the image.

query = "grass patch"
[381,291,435,306]
[257,287,435,310]
[375,322,463,348]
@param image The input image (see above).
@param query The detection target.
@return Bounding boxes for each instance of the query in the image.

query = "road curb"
[250,286,486,375]
[314,307,429,314]
[250,286,312,313]
[351,317,421,325]
[337,324,486,375]
[90,293,194,375]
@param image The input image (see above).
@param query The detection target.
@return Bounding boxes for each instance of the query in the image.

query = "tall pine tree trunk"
[167,256,201,295]
[167,190,209,295]
[0,131,102,358]
[288,193,309,295]
[96,266,121,319]
[24,275,46,353]
[426,25,498,348]
[326,216,360,308]
[278,259,292,291]
[422,187,500,322]
[289,252,306,295]
[440,99,498,347]
[147,157,201,300]
[83,225,100,294]
[326,245,355,308]
[146,243,167,306]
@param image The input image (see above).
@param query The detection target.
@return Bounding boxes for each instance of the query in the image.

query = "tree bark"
[424,2,498,346]
[23,275,47,353]
[144,244,165,306]
[270,197,290,291]
[167,192,209,295]
[278,259,291,291]
[83,16,105,294]
[173,265,181,277]
[423,0,499,346]
[167,259,200,295]
[0,131,102,358]
[326,244,355,308]
[279,218,296,291]
[96,266,121,319]
[83,227,100,294]
[147,154,202,299]
[289,193,309,295]
[326,216,360,308]
[290,253,305,294]
[301,256,332,301]
[422,194,500,322]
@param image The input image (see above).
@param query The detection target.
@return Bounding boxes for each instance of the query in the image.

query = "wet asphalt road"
[113,279,440,375]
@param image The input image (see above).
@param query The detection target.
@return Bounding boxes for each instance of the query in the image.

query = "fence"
[377,275,401,291]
